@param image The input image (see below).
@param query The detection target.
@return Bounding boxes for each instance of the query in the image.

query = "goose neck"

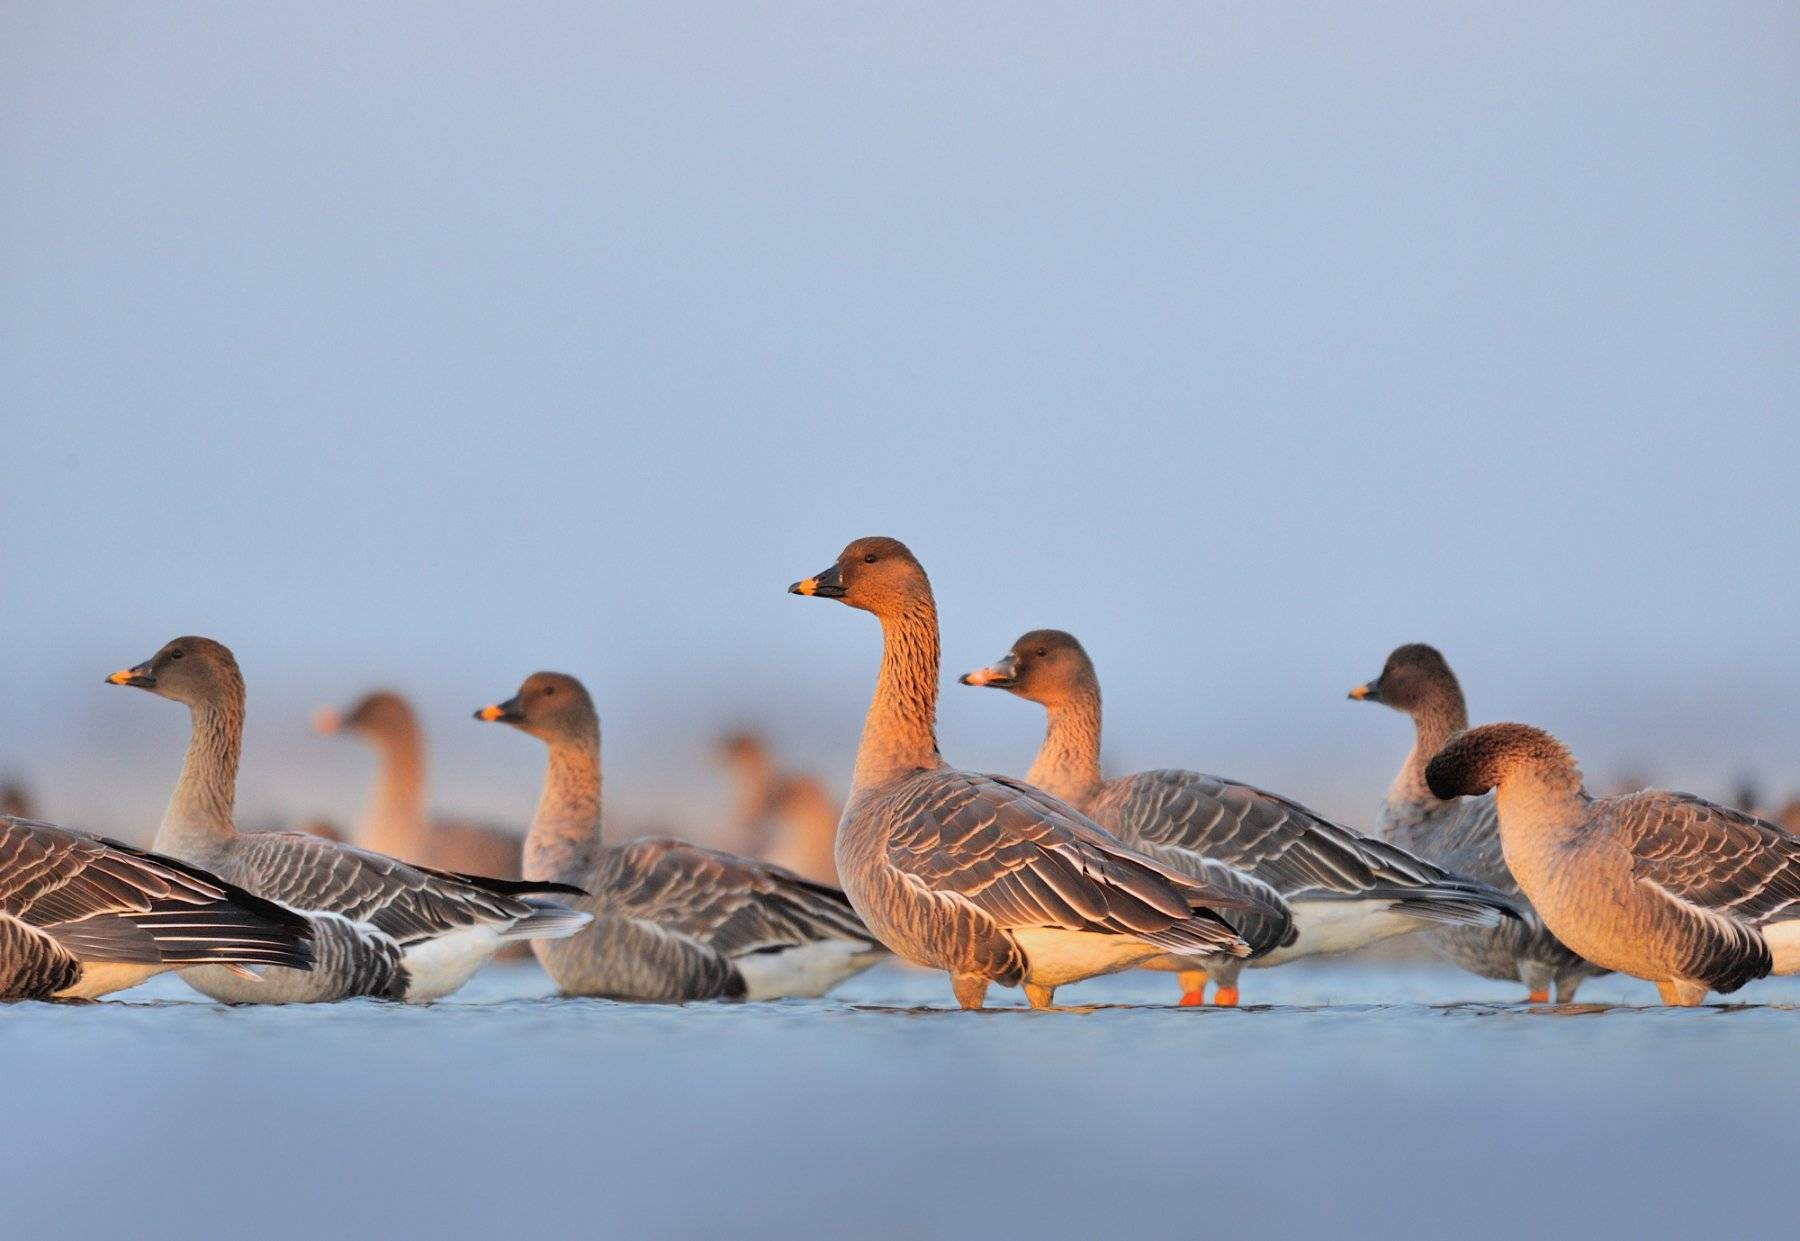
[853,598,943,790]
[1026,690,1104,808]
[360,726,428,856]
[1385,695,1470,824]
[155,699,241,857]
[525,735,604,886]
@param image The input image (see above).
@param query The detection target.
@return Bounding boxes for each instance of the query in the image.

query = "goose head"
[959,629,1096,707]
[314,690,414,742]
[474,672,598,745]
[106,636,242,709]
[1425,722,1572,798]
[1349,643,1461,712]
[788,536,929,615]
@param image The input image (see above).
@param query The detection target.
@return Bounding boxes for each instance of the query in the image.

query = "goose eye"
[543,686,556,697]
[1035,648,1047,658]
[170,650,184,661]
[863,554,877,564]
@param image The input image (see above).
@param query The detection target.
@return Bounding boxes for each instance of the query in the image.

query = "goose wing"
[227,831,583,946]
[1093,769,1518,922]
[1401,795,1516,894]
[602,837,880,957]
[882,769,1256,957]
[1624,793,1800,931]
[0,816,313,969]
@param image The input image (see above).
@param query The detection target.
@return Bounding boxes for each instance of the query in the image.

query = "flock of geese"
[4,535,1799,1010]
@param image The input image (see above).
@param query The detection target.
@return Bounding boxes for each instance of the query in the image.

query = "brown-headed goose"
[0,815,313,1000]
[1349,644,1607,1002]
[960,629,1520,1006]
[789,538,1267,1010]
[1427,722,1800,1006]
[106,637,590,1003]
[314,690,522,877]
[475,672,887,1001]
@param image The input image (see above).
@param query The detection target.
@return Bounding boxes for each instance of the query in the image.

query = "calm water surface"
[5,959,1793,1240]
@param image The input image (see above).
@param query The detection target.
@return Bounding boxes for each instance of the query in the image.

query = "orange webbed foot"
[1178,990,1206,1007]
[1526,989,1549,1004]
[1213,987,1239,1007]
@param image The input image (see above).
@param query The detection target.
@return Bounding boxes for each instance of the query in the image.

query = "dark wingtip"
[445,872,590,899]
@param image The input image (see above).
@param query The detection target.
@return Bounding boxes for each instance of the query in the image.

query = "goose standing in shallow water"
[1427,723,1800,1006]
[789,538,1266,1010]
[960,630,1520,1006]
[1349,644,1606,1002]
[0,815,313,1000]
[475,672,887,1001]
[107,637,590,1003]
[314,690,522,877]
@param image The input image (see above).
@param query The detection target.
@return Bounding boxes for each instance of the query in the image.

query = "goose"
[1426,722,1800,1006]
[474,671,888,1001]
[1,779,37,819]
[959,629,1520,1006]
[716,732,843,884]
[314,690,522,877]
[764,774,843,887]
[1349,643,1607,1002]
[106,637,591,1003]
[788,538,1267,1009]
[0,814,313,1000]
[717,730,780,857]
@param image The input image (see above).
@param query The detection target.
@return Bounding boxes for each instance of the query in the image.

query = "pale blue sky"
[3,4,1796,838]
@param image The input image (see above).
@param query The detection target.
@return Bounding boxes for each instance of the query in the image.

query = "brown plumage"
[961,628,1518,1006]
[1427,722,1800,1004]
[789,538,1262,1010]
[476,671,886,1001]
[1350,642,1606,1002]
[0,815,313,1000]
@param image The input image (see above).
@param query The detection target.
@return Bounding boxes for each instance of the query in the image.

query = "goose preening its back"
[315,690,523,877]
[0,815,314,1000]
[960,629,1520,1006]
[789,538,1268,1010]
[1427,723,1800,1006]
[106,637,590,1003]
[1349,644,1606,1002]
[475,672,887,1001]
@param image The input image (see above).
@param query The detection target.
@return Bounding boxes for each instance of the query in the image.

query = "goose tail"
[502,899,593,942]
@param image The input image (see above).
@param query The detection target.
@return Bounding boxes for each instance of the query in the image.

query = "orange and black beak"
[106,660,155,689]
[958,654,1018,689]
[1348,678,1381,703]
[788,562,846,599]
[474,695,524,724]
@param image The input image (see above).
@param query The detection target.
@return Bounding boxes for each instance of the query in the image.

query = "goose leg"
[951,974,990,1010]
[1520,960,1555,1004]
[1553,972,1585,1005]
[1177,968,1208,1007]
[1654,979,1707,1007]
[1209,957,1244,1007]
[1023,982,1056,1010]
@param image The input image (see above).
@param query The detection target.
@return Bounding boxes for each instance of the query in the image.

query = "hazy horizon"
[4,4,1796,842]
